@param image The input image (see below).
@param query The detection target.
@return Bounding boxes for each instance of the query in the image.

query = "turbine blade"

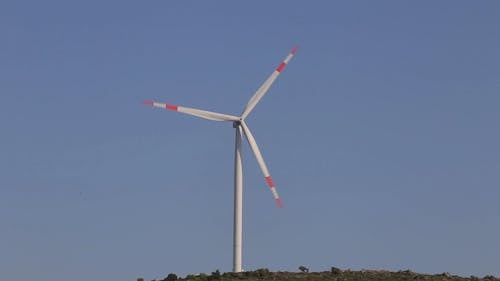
[241,46,298,120]
[240,121,283,208]
[144,100,239,122]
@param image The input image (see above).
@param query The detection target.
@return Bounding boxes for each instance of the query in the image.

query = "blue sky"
[1,1,499,280]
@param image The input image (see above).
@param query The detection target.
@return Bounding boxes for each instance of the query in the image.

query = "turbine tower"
[144,46,298,272]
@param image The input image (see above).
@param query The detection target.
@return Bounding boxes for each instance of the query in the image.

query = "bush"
[207,270,221,281]
[331,267,342,275]
[161,273,178,281]
[255,268,271,278]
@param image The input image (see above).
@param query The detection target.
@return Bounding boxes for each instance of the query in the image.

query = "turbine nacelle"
[233,120,242,128]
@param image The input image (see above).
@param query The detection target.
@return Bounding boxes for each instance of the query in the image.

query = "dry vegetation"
[147,267,499,281]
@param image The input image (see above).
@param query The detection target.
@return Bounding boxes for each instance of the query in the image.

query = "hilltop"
[148,267,499,281]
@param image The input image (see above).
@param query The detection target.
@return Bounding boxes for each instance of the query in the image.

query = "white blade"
[144,100,239,122]
[241,46,298,120]
[240,121,283,208]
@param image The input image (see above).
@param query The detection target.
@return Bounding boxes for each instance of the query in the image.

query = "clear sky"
[1,1,499,280]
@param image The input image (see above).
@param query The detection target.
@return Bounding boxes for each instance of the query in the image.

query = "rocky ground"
[150,267,499,281]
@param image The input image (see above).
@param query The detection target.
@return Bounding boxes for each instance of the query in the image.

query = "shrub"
[331,267,342,275]
[255,268,271,278]
[163,273,178,281]
[208,270,221,281]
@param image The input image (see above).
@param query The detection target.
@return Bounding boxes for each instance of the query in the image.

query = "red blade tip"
[143,100,154,106]
[265,176,275,187]
[291,46,299,55]
[276,198,284,208]
[165,104,178,111]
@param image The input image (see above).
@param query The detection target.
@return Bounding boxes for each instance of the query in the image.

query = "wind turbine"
[144,46,298,272]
